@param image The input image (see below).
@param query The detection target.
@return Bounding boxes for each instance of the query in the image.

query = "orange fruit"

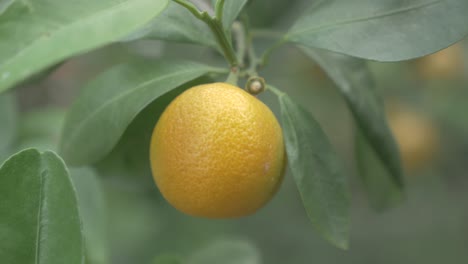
[150,82,285,218]
[388,104,439,172]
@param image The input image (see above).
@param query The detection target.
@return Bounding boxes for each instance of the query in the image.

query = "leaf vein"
[1,0,144,69]
[62,66,209,154]
[288,0,442,38]
[34,170,46,264]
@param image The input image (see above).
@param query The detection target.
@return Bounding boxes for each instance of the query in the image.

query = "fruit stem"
[232,21,247,68]
[237,15,283,78]
[172,0,204,19]
[241,14,260,77]
[172,0,239,69]
[205,15,239,68]
[215,0,225,23]
[226,67,239,86]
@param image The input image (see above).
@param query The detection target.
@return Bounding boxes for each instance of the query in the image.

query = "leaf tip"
[335,239,349,250]
[322,228,349,250]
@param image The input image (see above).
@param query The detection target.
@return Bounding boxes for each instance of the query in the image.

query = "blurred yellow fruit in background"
[387,103,440,173]
[150,83,285,218]
[415,44,464,79]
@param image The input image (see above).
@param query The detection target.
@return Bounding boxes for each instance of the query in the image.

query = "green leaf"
[277,92,349,249]
[245,0,299,27]
[356,130,404,211]
[153,254,183,264]
[0,149,83,264]
[70,167,108,264]
[124,1,217,48]
[59,59,225,166]
[222,0,248,29]
[94,89,178,179]
[213,0,248,34]
[188,239,261,264]
[302,48,404,189]
[95,76,210,179]
[0,0,169,93]
[0,92,17,159]
[286,0,468,61]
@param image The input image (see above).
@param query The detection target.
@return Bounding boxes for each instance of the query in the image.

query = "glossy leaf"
[188,239,261,264]
[287,0,468,61]
[95,76,210,179]
[124,1,216,47]
[59,60,225,166]
[356,130,404,211]
[303,48,404,188]
[0,149,83,264]
[0,92,17,159]
[70,167,108,264]
[278,92,349,249]
[0,0,169,93]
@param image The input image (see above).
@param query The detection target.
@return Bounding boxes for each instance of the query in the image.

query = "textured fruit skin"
[150,82,285,218]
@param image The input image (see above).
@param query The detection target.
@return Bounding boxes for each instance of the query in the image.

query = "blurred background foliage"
[1,0,468,263]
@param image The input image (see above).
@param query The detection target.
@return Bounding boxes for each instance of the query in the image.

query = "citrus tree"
[0,0,467,263]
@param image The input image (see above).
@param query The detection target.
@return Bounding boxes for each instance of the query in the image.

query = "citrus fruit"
[388,104,439,172]
[150,82,285,218]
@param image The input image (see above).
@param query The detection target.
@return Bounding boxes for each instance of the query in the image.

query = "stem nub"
[245,76,266,95]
